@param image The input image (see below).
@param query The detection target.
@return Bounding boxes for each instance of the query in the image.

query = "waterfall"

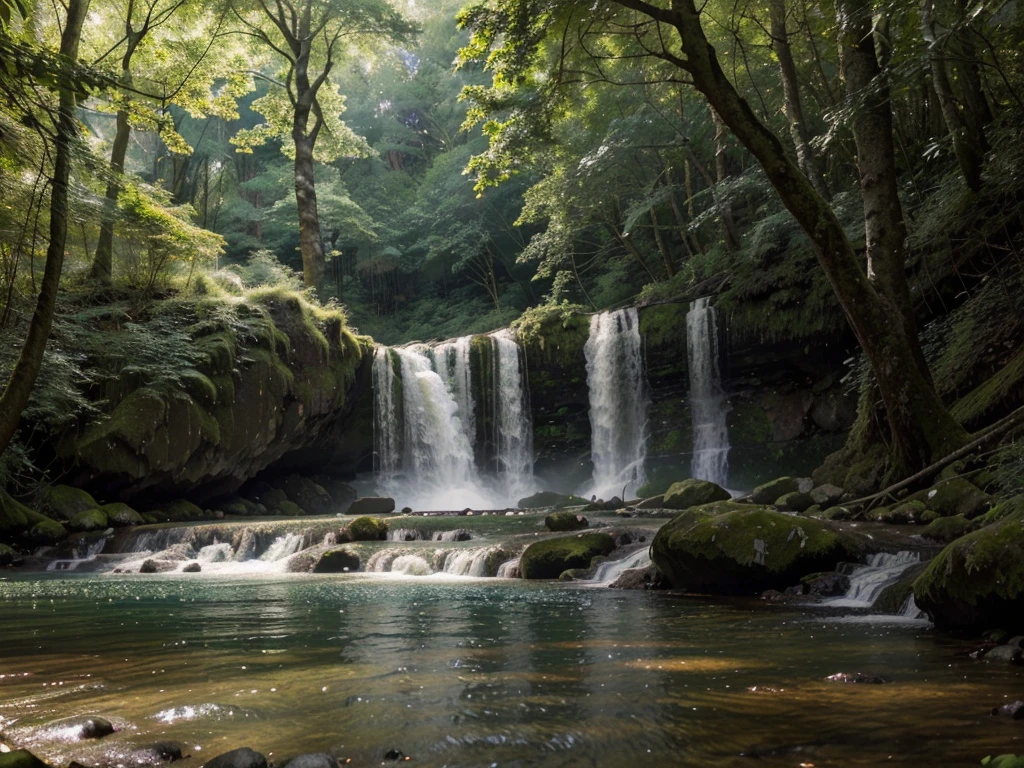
[490,329,535,501]
[588,547,652,586]
[430,336,476,451]
[583,308,649,500]
[373,346,401,480]
[686,297,730,488]
[822,552,922,609]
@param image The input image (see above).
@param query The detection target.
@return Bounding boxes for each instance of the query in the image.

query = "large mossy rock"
[348,497,395,516]
[42,485,98,521]
[663,479,730,510]
[313,548,361,573]
[102,502,142,526]
[545,511,588,531]
[149,499,205,522]
[518,490,587,509]
[913,501,1024,632]
[68,508,109,532]
[651,505,861,594]
[0,542,22,566]
[0,750,53,768]
[520,533,617,579]
[345,516,388,541]
[917,476,993,519]
[0,490,67,545]
[751,476,800,505]
[58,292,371,504]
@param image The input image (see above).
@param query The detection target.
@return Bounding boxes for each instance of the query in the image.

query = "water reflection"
[0,575,1020,767]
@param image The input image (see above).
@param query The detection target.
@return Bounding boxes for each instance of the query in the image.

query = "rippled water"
[0,574,1021,767]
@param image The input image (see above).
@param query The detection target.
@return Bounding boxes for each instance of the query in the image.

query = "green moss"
[79,388,167,452]
[952,349,1024,428]
[751,477,800,504]
[913,500,1024,631]
[278,500,305,516]
[195,331,236,374]
[545,511,589,531]
[180,369,218,406]
[0,749,52,768]
[652,506,861,594]
[43,485,98,521]
[151,499,205,522]
[922,514,973,542]
[982,756,1024,768]
[638,303,688,350]
[68,508,109,532]
[868,500,927,524]
[519,533,617,579]
[0,489,67,543]
[346,516,388,541]
[916,477,993,519]
[512,302,589,364]
[102,502,142,526]
[664,479,731,510]
[873,563,927,613]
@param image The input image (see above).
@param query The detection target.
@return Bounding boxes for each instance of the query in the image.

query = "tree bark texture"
[0,0,90,457]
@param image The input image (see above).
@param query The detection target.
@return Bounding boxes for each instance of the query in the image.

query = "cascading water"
[370,331,536,510]
[490,329,535,502]
[687,297,730,488]
[822,551,922,609]
[583,308,649,500]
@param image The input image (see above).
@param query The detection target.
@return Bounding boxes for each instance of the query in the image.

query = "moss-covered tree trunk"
[90,67,134,284]
[0,0,90,458]
[614,0,968,473]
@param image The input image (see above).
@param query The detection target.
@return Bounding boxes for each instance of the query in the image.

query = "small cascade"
[823,552,922,609]
[583,308,649,500]
[46,536,111,572]
[364,545,516,578]
[687,297,730,488]
[588,548,652,586]
[259,533,306,562]
[496,557,520,579]
[900,594,926,620]
[490,329,535,501]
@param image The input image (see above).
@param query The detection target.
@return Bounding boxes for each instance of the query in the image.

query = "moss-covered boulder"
[0,542,21,566]
[545,511,589,531]
[68,508,109,532]
[519,533,617,579]
[868,500,927,525]
[313,548,361,573]
[982,757,1024,768]
[922,514,973,542]
[221,498,263,516]
[0,750,53,768]
[42,485,99,521]
[751,477,800,505]
[150,499,205,522]
[651,506,861,594]
[518,491,586,509]
[348,497,395,516]
[101,502,142,526]
[345,516,388,541]
[774,491,814,513]
[919,477,993,519]
[280,475,331,515]
[0,489,67,545]
[913,504,1024,632]
[663,479,730,510]
[277,500,305,517]
[873,562,928,614]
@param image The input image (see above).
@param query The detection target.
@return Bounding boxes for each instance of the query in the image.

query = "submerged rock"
[545,511,588,532]
[751,477,800,505]
[800,571,851,597]
[313,548,361,573]
[992,701,1024,719]
[0,750,52,768]
[139,559,177,574]
[662,479,730,510]
[519,533,617,579]
[651,505,861,594]
[182,562,202,573]
[913,499,1024,632]
[825,672,891,684]
[202,747,267,768]
[348,497,395,516]
[54,715,114,739]
[279,754,338,768]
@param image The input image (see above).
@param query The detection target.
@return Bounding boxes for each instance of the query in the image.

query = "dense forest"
[3,0,1024,764]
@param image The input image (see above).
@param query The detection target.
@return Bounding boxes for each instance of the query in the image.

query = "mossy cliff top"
[54,288,372,503]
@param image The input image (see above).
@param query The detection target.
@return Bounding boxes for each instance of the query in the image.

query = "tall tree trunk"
[838,0,930,380]
[0,0,89,457]
[769,0,830,198]
[615,0,967,471]
[921,0,984,191]
[710,110,740,250]
[649,208,676,278]
[293,130,326,290]
[91,95,131,283]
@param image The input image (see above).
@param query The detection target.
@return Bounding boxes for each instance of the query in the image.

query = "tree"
[230,0,415,291]
[458,0,969,473]
[0,0,91,457]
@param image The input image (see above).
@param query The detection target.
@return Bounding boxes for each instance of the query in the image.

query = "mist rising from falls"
[372,333,535,510]
[583,308,649,500]
[687,297,730,488]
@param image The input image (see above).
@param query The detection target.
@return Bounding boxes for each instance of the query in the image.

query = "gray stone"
[348,497,395,516]
[202,748,267,768]
[751,477,800,505]
[279,755,338,768]
[810,484,845,508]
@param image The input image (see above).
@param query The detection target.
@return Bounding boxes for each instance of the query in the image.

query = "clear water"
[0,574,1020,768]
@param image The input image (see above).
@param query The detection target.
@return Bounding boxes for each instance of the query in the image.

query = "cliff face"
[55,290,372,504]
[519,300,857,493]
